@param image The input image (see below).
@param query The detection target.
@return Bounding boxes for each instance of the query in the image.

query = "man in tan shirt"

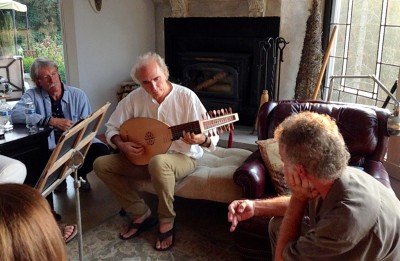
[228,111,400,261]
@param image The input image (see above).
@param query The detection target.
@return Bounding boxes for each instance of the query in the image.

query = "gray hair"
[274,111,350,180]
[30,57,58,83]
[130,52,169,84]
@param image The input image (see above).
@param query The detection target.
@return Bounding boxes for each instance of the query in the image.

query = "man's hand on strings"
[180,131,207,145]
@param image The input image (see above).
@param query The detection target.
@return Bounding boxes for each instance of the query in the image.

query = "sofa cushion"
[256,139,290,195]
[134,147,252,203]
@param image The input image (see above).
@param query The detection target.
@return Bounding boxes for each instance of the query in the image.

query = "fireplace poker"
[269,37,277,99]
[275,37,289,100]
[253,38,273,133]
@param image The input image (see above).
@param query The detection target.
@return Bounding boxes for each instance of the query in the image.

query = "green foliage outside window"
[24,35,65,82]
[1,0,65,83]
[0,11,15,56]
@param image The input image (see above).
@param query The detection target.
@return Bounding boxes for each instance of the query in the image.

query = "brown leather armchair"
[232,100,393,260]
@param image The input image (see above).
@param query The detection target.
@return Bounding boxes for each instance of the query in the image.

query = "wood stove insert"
[165,17,280,126]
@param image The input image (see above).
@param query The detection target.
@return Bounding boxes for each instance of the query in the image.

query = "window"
[323,0,399,107]
[323,0,400,179]
[0,0,65,87]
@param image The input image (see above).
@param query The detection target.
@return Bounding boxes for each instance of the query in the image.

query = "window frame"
[322,0,400,180]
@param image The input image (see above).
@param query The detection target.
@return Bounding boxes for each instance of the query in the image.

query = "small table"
[0,124,52,186]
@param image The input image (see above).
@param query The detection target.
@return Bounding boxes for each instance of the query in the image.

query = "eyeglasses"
[38,71,59,82]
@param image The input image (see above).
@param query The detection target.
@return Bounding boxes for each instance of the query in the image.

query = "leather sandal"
[119,216,158,240]
[154,223,176,251]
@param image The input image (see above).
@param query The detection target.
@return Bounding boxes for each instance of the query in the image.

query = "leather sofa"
[232,100,393,260]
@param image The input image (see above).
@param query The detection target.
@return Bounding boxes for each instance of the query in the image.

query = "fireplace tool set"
[254,36,289,131]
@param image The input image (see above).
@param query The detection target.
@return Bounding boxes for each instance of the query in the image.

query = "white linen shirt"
[105,83,219,159]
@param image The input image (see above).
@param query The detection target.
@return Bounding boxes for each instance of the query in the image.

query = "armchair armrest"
[233,150,275,199]
[362,160,392,189]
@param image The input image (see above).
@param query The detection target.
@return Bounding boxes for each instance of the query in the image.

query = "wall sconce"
[89,0,102,12]
[95,0,102,11]
[327,74,400,136]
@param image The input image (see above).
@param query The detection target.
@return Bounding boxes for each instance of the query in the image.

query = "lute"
[120,110,239,165]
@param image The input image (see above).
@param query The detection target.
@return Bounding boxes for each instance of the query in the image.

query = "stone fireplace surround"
[153,0,315,114]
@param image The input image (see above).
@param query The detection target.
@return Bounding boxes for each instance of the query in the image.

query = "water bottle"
[0,98,12,133]
[24,98,37,134]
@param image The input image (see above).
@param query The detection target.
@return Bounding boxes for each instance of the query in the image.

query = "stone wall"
[153,0,317,99]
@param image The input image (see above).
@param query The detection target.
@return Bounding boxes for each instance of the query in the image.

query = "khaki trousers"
[93,152,196,223]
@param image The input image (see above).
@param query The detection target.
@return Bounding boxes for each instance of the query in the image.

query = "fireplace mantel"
[165,0,266,17]
[153,0,281,18]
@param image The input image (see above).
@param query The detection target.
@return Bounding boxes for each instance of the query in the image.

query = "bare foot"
[120,209,151,239]
[63,225,75,241]
[155,221,174,250]
[58,223,77,243]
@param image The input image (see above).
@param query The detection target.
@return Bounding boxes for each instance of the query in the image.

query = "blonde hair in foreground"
[0,183,66,261]
[274,111,350,180]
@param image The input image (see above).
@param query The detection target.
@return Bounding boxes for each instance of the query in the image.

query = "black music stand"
[35,102,110,261]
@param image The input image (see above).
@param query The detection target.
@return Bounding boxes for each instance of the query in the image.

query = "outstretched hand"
[227,199,255,232]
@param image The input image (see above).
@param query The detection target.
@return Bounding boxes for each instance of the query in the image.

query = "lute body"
[120,112,238,165]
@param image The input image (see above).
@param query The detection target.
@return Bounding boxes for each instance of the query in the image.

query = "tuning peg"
[207,111,213,120]
[223,124,229,132]
[213,110,217,118]
[221,108,226,115]
[218,121,228,133]
[217,126,223,134]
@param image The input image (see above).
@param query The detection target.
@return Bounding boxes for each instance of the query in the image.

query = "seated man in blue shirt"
[11,57,110,191]
[11,57,110,244]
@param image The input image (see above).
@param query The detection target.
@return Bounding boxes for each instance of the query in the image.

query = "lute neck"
[170,121,201,141]
[168,114,237,141]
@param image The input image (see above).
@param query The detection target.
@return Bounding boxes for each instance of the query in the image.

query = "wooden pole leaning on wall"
[311,25,338,100]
